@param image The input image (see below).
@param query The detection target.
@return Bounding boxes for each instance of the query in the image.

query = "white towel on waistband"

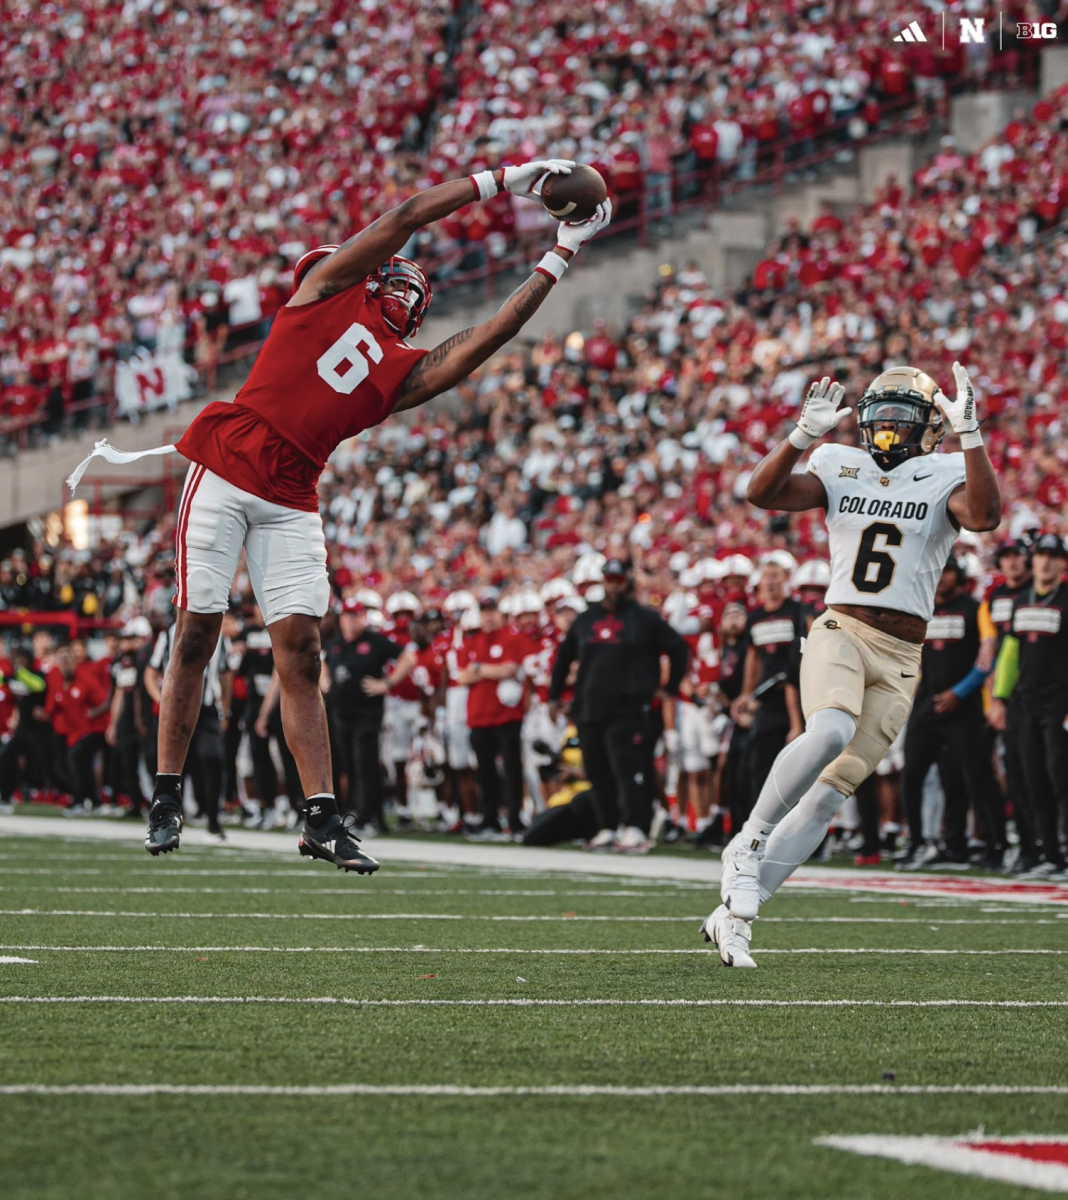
[66,439,178,495]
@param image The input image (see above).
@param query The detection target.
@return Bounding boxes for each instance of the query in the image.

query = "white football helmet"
[355,587,384,610]
[555,594,588,613]
[720,554,753,578]
[572,552,607,587]
[385,590,421,616]
[540,577,578,603]
[761,550,797,575]
[512,589,546,616]
[443,589,478,614]
[794,559,832,589]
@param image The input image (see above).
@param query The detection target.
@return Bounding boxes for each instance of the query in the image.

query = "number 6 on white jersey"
[317,322,383,394]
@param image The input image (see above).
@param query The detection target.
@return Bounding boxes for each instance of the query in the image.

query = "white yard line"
[2,996,1065,1008]
[4,910,1065,931]
[0,944,1064,956]
[0,1083,1065,1097]
[6,815,1068,903]
[0,886,711,898]
[0,909,715,921]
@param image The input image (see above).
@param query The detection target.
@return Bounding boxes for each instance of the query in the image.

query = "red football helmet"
[367,255,433,338]
[292,245,339,292]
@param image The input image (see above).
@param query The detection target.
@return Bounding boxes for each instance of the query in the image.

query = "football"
[540,164,608,223]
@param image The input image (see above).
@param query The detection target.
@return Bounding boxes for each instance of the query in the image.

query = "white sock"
[759,780,849,900]
[740,708,856,848]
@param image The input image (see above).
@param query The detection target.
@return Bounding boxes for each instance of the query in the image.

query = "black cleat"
[298,812,380,875]
[145,794,183,856]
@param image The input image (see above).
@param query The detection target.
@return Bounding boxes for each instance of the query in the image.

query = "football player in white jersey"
[703,363,1001,967]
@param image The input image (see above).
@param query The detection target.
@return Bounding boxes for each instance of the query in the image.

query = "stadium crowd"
[3,8,1068,872]
[0,0,1040,430]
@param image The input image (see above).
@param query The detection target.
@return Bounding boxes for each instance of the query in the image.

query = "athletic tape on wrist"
[535,251,569,281]
[959,429,983,449]
[788,426,817,450]
[470,170,498,201]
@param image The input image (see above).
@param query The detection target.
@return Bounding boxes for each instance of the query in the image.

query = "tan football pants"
[800,610,922,797]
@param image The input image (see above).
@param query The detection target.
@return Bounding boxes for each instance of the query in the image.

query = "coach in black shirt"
[991,533,1068,876]
[900,556,1003,869]
[549,557,688,845]
[985,538,1037,870]
[322,598,414,830]
[732,561,806,818]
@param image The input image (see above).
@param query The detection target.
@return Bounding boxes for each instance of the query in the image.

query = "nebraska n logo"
[893,20,927,41]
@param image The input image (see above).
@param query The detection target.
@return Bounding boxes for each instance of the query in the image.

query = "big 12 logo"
[1017,21,1058,38]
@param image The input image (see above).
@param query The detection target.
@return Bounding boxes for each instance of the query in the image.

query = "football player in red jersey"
[134,161,611,868]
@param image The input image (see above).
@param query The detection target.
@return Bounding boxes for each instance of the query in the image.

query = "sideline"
[3,815,1067,904]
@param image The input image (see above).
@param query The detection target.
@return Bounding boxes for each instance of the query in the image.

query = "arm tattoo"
[397,326,476,398]
[510,273,553,323]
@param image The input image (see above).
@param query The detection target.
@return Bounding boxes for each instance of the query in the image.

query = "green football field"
[0,829,1066,1200]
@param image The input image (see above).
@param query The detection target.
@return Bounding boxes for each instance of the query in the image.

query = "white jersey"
[807,444,966,621]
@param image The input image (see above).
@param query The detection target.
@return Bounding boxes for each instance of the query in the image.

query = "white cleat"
[700,903,757,969]
[613,826,651,855]
[720,834,763,920]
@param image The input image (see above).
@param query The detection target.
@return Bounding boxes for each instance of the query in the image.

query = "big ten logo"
[1017,21,1058,38]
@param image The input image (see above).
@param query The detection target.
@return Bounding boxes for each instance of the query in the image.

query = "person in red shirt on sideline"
[455,593,529,839]
[45,643,108,809]
[68,636,113,812]
[71,159,611,871]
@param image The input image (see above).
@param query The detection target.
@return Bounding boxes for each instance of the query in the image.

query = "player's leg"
[575,722,621,843]
[243,503,376,874]
[737,615,865,847]
[469,725,504,835]
[605,712,653,849]
[898,708,942,867]
[149,467,244,855]
[719,616,863,918]
[758,672,916,904]
[497,720,525,833]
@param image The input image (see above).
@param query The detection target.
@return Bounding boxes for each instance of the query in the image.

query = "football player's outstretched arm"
[939,363,1002,532]
[745,377,849,510]
[391,201,612,413]
[292,161,575,304]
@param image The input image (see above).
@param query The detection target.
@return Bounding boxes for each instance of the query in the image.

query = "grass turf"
[0,831,1066,1200]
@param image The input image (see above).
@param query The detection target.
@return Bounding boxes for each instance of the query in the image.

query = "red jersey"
[411,643,446,700]
[46,669,107,748]
[75,659,112,735]
[684,628,720,692]
[176,284,429,512]
[460,628,527,728]
[520,627,561,704]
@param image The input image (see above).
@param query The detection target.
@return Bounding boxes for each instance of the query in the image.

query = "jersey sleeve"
[376,341,430,416]
[149,632,167,671]
[805,444,836,508]
[977,601,996,642]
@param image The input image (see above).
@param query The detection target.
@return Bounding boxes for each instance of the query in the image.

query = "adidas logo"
[893,20,927,41]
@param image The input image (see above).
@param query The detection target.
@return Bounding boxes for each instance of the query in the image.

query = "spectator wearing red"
[455,596,528,836]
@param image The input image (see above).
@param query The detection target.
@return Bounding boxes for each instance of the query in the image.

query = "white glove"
[664,728,681,758]
[934,361,981,439]
[502,158,575,197]
[788,376,851,450]
[554,199,613,254]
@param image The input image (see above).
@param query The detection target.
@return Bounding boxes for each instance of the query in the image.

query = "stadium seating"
[0,0,1036,437]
